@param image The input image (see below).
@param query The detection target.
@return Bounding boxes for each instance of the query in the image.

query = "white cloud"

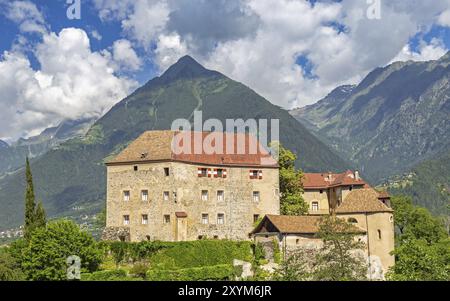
[391,38,449,63]
[90,30,103,41]
[1,0,47,34]
[154,33,188,70]
[0,28,137,140]
[112,39,142,71]
[438,10,450,27]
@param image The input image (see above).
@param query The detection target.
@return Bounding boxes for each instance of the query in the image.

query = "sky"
[0,0,449,142]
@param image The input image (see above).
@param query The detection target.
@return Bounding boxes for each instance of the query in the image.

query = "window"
[377,229,382,240]
[142,214,148,225]
[202,214,209,225]
[347,218,358,224]
[249,170,262,179]
[141,190,148,201]
[217,213,225,225]
[201,190,209,201]
[296,239,300,245]
[163,215,170,224]
[214,168,227,178]
[311,202,319,211]
[123,191,130,201]
[319,189,323,194]
[253,191,260,202]
[164,167,170,176]
[217,190,224,201]
[198,235,205,240]
[349,186,353,191]
[389,216,394,223]
[163,191,169,201]
[198,168,208,177]
[173,192,177,202]
[134,165,138,171]
[123,215,130,225]
[213,235,219,240]
[253,214,260,223]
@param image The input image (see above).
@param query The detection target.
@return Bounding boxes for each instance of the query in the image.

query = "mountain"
[382,151,450,216]
[0,118,95,176]
[291,52,450,184]
[0,55,349,230]
[0,140,8,149]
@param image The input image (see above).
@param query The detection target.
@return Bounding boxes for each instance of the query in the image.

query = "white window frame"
[163,191,170,201]
[217,213,225,225]
[123,215,130,225]
[311,201,319,211]
[201,190,209,201]
[142,214,148,225]
[123,191,130,201]
[141,190,148,201]
[253,191,260,202]
[217,190,224,201]
[201,213,209,225]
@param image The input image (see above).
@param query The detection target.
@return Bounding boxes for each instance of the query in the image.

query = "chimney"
[355,170,360,181]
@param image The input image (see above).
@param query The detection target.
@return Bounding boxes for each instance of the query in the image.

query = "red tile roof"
[302,170,368,189]
[106,130,278,167]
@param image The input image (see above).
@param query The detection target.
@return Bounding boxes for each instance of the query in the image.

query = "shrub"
[272,238,282,264]
[130,262,150,279]
[81,269,130,281]
[21,220,103,280]
[146,264,234,281]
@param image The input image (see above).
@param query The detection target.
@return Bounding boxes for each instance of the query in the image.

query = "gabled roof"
[251,215,366,235]
[302,170,368,189]
[106,131,278,167]
[336,188,394,214]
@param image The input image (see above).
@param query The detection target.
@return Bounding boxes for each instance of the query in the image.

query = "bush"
[81,269,131,281]
[130,262,150,279]
[146,264,234,281]
[21,220,104,280]
[0,247,25,281]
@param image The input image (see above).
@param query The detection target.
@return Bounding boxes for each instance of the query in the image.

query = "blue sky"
[0,0,449,141]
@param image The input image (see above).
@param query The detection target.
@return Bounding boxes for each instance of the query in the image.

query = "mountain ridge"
[0,55,349,230]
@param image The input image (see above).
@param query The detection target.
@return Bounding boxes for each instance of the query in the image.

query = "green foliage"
[387,238,450,281]
[312,216,367,281]
[24,158,36,240]
[391,195,447,245]
[253,243,266,263]
[0,247,25,281]
[23,158,46,240]
[20,219,103,280]
[146,264,234,281]
[273,250,311,281]
[272,238,281,264]
[81,269,131,281]
[278,144,309,216]
[129,262,150,279]
[388,195,449,280]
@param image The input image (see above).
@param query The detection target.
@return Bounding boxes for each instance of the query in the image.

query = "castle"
[103,130,394,276]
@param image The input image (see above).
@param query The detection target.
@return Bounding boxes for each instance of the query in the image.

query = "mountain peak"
[156,55,221,84]
[0,140,8,149]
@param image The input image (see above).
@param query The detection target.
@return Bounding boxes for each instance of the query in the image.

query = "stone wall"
[106,161,280,242]
[102,227,131,242]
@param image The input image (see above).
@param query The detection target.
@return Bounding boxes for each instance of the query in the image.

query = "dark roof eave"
[106,159,279,168]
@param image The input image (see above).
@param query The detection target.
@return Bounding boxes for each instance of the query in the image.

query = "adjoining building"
[252,171,395,278]
[103,130,280,242]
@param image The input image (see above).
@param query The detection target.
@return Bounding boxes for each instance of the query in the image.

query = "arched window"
[377,229,382,240]
[347,218,358,224]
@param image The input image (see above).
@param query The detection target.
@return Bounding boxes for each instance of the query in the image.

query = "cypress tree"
[34,201,47,229]
[24,158,36,239]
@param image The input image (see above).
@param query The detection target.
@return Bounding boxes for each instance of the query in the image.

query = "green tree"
[278,144,308,215]
[34,201,47,229]
[0,247,25,281]
[24,158,36,240]
[387,238,450,281]
[21,219,103,280]
[391,195,447,245]
[312,216,367,281]
[273,249,311,281]
[23,158,46,240]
